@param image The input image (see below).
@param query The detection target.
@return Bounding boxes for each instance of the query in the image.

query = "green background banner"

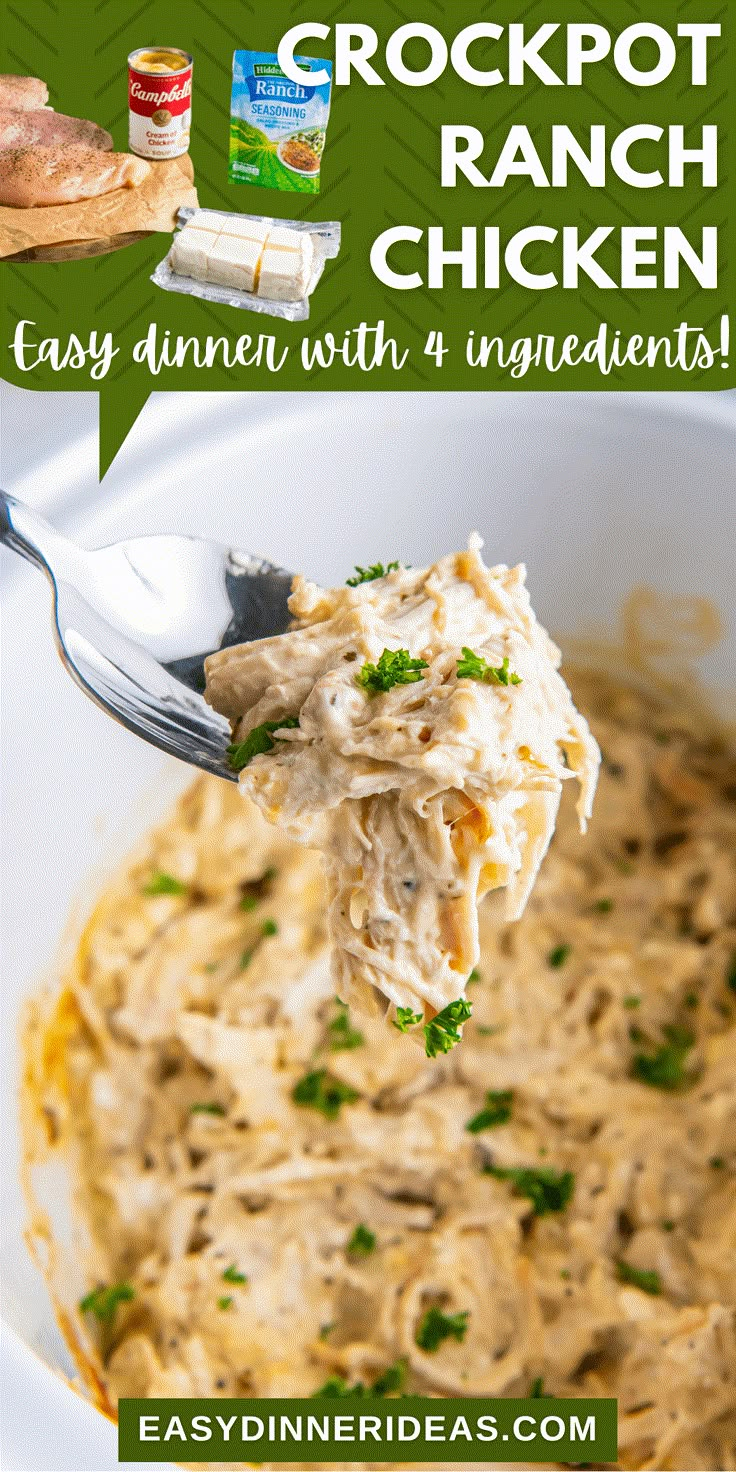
[1,0,734,472]
[118,1395,618,1462]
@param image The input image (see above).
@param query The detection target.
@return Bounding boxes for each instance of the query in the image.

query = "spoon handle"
[0,490,74,579]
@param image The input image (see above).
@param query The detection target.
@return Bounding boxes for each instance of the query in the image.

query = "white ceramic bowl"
[1,390,735,1471]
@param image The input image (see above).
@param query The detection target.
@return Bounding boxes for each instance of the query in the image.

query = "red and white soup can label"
[128,48,193,160]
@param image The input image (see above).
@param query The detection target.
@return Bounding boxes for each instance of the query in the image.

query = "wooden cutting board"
[0,154,197,260]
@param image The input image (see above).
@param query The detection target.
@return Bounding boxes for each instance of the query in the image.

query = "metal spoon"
[0,491,294,780]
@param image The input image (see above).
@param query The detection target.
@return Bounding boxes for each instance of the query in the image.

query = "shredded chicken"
[204,539,600,1018]
[23,653,736,1472]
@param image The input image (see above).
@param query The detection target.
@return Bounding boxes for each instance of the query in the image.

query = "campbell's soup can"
[128,47,193,160]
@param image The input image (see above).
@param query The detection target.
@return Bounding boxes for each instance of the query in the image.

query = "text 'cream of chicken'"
[205,538,600,1022]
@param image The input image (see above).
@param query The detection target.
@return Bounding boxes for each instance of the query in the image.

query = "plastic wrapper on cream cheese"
[151,206,340,320]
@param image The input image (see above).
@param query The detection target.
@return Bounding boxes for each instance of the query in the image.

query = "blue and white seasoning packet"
[229,51,333,194]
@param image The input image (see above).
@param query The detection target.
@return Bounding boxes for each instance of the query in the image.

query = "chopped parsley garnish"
[485,1165,575,1216]
[466,1089,513,1134]
[631,1025,695,1091]
[623,995,641,1009]
[661,1220,675,1232]
[143,871,186,896]
[240,948,254,970]
[424,998,472,1057]
[311,1361,406,1398]
[595,898,614,913]
[319,1322,335,1340]
[530,1377,553,1397]
[292,1069,359,1120]
[456,649,522,686]
[727,955,736,994]
[217,1295,233,1311]
[328,999,364,1052]
[371,1360,407,1396]
[710,1156,725,1169]
[261,917,278,937]
[467,968,481,985]
[393,1006,423,1033]
[227,717,300,773]
[548,945,571,969]
[616,1260,661,1295]
[79,1282,134,1322]
[222,1264,247,1284]
[190,1101,226,1116]
[347,1223,376,1257]
[415,1306,469,1352]
[356,649,428,695]
[312,1375,365,1397]
[240,894,259,912]
[346,562,400,586]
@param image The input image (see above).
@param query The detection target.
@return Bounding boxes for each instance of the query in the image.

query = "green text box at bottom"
[119,1396,617,1463]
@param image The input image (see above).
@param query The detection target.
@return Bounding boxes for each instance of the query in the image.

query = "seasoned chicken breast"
[0,146,150,207]
[0,109,112,154]
[0,74,48,110]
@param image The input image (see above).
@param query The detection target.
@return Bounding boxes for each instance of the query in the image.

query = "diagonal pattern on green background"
[0,0,734,476]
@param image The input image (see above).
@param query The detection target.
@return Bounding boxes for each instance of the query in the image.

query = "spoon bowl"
[0,491,294,779]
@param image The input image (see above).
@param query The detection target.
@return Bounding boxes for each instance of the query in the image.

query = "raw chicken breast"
[0,146,150,207]
[0,75,48,110]
[0,109,112,154]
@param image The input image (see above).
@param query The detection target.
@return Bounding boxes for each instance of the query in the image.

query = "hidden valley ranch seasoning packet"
[229,51,333,194]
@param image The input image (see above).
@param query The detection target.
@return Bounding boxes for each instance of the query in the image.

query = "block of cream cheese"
[170,227,220,280]
[257,241,310,302]
[218,217,270,246]
[206,234,263,292]
[186,210,228,235]
[266,227,314,280]
[266,225,303,251]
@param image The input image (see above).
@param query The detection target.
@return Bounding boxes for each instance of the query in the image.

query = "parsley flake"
[632,1025,695,1091]
[79,1282,134,1322]
[347,1223,376,1257]
[227,717,299,773]
[143,872,186,896]
[727,955,736,994]
[190,1101,226,1116]
[456,649,522,686]
[357,649,428,695]
[485,1164,575,1216]
[311,1364,406,1398]
[548,945,571,969]
[466,1089,513,1133]
[292,1069,359,1120]
[424,998,472,1058]
[217,1296,233,1311]
[346,562,400,586]
[371,1360,407,1396]
[530,1377,553,1397]
[328,999,364,1052]
[261,918,278,937]
[415,1306,469,1352]
[616,1260,661,1295]
[393,1006,423,1033]
[222,1264,247,1284]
